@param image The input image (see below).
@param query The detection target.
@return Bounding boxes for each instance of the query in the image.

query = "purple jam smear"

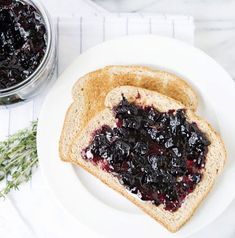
[0,0,47,90]
[82,97,210,212]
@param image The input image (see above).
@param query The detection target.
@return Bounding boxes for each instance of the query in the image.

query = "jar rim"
[0,0,53,95]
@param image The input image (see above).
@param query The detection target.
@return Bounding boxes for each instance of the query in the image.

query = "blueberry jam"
[82,97,210,212]
[0,0,47,90]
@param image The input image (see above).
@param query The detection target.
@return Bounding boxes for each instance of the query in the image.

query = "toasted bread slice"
[69,86,226,232]
[59,65,198,161]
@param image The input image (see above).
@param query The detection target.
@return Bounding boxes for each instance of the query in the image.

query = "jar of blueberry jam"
[0,0,56,105]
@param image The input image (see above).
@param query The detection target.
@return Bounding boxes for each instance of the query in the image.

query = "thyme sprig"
[0,121,38,197]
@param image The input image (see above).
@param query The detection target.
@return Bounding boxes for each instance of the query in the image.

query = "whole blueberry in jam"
[0,0,47,90]
[82,97,210,212]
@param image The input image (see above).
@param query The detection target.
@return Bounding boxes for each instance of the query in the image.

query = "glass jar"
[0,0,57,106]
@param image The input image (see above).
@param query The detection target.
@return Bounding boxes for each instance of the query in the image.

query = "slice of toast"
[69,86,226,232]
[59,65,198,162]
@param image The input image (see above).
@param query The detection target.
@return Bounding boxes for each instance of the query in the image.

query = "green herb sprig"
[0,121,38,197]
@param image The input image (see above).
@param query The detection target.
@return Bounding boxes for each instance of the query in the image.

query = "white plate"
[37,35,235,238]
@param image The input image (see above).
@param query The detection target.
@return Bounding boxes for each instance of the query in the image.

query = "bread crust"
[69,86,226,232]
[59,65,198,161]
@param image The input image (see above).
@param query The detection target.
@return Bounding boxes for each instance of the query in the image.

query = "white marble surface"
[94,0,235,20]
[1,0,235,238]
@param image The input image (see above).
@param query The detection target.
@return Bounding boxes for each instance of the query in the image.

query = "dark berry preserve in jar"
[0,0,56,105]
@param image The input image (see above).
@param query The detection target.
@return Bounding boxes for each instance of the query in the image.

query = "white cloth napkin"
[0,11,195,238]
